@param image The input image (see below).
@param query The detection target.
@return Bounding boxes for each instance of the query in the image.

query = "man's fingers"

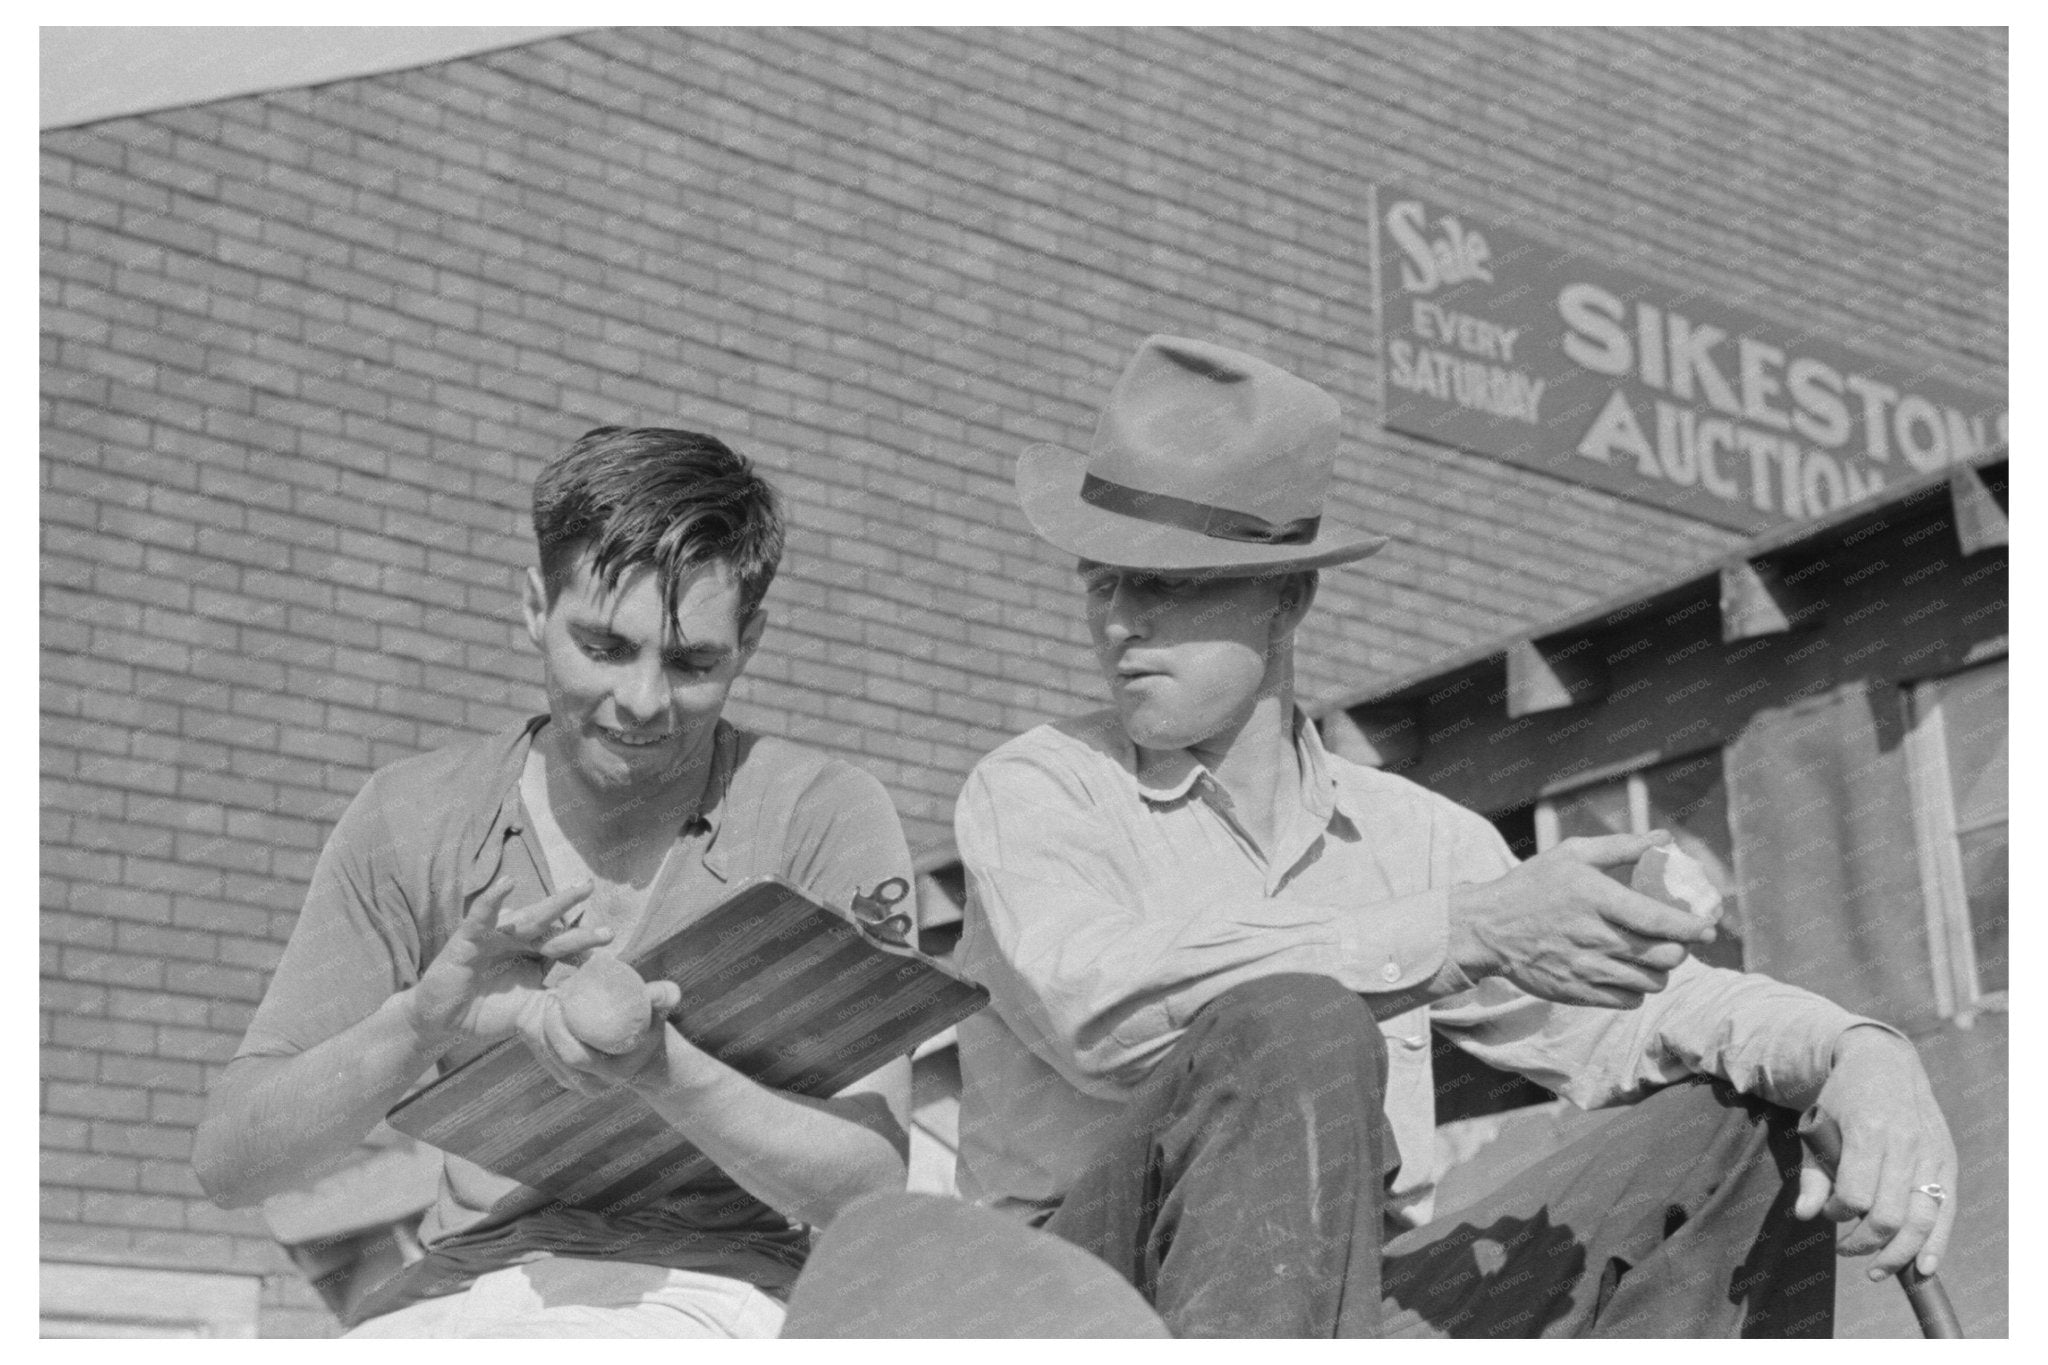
[1631,939,1690,972]
[1555,830,1672,869]
[1821,1140,1881,1229]
[1597,882,1717,945]
[1599,928,1685,977]
[1867,1178,1942,1279]
[1919,1172,1957,1275]
[1846,1156,1914,1264]
[1794,1157,1832,1221]
[645,980,682,1016]
[500,881,595,939]
[1580,957,1670,998]
[546,1001,663,1089]
[534,997,610,1097]
[460,879,517,928]
[511,990,595,1095]
[1561,982,1646,1010]
[537,923,614,961]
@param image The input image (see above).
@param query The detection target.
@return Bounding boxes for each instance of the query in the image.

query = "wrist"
[624,1023,711,1099]
[1444,886,1499,981]
[391,986,463,1054]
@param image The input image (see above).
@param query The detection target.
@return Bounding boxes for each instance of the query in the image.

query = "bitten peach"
[1630,843,1723,926]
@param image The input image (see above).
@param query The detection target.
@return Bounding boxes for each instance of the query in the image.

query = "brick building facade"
[41,27,2005,1335]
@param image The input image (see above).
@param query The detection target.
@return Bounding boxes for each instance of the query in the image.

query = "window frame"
[1532,742,1723,847]
[1531,744,1743,970]
[1901,641,2008,1022]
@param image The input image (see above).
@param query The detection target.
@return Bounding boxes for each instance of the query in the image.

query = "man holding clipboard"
[196,427,919,1336]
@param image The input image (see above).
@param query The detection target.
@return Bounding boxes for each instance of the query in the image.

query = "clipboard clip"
[849,876,915,949]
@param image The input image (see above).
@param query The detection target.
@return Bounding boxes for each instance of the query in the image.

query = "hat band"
[1080,474,1319,546]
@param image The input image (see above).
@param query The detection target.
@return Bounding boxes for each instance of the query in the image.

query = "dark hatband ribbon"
[1080,473,1319,546]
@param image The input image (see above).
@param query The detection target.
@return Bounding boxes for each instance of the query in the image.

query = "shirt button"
[1381,961,1401,984]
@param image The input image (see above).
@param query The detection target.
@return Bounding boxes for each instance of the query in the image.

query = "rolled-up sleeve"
[1434,957,1897,1112]
[956,748,1453,1096]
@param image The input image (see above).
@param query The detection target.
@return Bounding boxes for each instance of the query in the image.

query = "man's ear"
[738,606,768,661]
[1271,571,1318,640]
[522,567,550,649]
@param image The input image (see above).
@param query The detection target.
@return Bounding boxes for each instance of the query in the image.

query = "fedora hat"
[1016,335,1387,575]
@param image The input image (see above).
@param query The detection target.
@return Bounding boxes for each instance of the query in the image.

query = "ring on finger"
[1912,1183,1948,1206]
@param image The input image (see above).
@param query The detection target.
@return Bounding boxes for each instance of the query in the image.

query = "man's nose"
[1100,579,1149,645]
[613,659,669,725]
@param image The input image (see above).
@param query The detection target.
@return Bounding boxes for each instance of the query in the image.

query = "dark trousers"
[1043,974,1836,1338]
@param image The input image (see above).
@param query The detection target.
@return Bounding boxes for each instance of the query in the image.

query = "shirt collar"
[1129,707,1353,825]
[460,716,548,895]
[693,721,739,878]
[467,716,737,877]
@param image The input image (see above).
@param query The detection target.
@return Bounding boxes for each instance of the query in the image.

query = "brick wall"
[41,25,2005,1318]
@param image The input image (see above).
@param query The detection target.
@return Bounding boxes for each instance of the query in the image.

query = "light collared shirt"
[953,707,1880,1225]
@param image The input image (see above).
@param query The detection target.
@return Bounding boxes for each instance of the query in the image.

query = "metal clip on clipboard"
[849,876,916,950]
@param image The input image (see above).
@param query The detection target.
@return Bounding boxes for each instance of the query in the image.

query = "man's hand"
[514,976,684,1097]
[1796,1025,1959,1280]
[401,880,608,1048]
[1447,831,1717,1008]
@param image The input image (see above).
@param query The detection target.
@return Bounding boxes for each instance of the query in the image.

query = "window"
[1905,655,2008,1018]
[1533,750,1745,971]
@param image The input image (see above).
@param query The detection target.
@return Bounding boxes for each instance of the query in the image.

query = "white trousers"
[344,1257,787,1338]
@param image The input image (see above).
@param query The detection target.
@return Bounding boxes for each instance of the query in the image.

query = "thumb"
[1794,1151,1833,1221]
[514,990,588,1094]
[1557,829,1673,869]
[645,980,683,1017]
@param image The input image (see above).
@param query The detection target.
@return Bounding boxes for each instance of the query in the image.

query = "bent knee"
[1186,973,1383,1074]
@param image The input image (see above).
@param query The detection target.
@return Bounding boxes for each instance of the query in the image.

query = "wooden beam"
[1321,703,1422,769]
[1718,559,1825,641]
[1504,638,1606,718]
[1949,465,2008,555]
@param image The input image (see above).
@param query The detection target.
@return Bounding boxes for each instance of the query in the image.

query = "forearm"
[628,1025,907,1228]
[195,989,454,1208]
[1443,961,1903,1112]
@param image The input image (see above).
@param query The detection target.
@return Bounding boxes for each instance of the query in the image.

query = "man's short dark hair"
[532,426,786,626]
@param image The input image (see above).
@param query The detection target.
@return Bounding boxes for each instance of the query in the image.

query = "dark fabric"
[1044,974,1397,1337]
[782,1193,1168,1338]
[1044,976,1834,1338]
[1727,681,1940,1032]
[1079,472,1320,545]
[1381,1077,1835,1338]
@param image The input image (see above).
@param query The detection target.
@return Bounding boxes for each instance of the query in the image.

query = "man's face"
[523,552,763,802]
[1080,562,1293,752]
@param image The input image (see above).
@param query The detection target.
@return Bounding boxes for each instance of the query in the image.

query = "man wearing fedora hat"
[949,336,1958,1337]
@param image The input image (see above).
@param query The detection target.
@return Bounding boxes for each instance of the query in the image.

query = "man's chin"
[1115,704,1207,754]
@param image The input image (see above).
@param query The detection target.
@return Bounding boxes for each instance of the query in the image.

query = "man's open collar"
[1296,711,1353,827]
[465,715,739,881]
[693,721,739,879]
[1129,707,1354,826]
[1133,741,1207,803]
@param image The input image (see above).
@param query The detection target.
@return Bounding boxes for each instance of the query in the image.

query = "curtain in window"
[1725,680,1941,1034]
